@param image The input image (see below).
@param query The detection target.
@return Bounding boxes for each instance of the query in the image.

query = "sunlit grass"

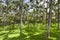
[0,23,60,40]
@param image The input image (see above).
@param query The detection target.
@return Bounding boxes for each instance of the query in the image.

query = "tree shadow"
[50,30,60,40]
[20,26,51,40]
[3,30,11,40]
[27,32,50,40]
[2,25,60,40]
[2,25,50,40]
[5,33,27,40]
[6,32,51,40]
[2,28,60,40]
[3,25,18,40]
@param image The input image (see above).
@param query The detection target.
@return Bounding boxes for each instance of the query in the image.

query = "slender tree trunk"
[0,0,2,25]
[47,0,52,38]
[25,5,29,28]
[20,0,23,40]
[58,0,60,30]
[3,0,8,30]
[27,11,29,28]
[46,8,47,23]
[34,9,36,27]
[36,0,38,26]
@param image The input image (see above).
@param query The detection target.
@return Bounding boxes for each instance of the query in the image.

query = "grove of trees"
[0,0,60,40]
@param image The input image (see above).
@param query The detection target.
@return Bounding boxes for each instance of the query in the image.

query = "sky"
[24,0,29,3]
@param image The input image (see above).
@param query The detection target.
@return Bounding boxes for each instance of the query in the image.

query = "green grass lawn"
[0,23,60,40]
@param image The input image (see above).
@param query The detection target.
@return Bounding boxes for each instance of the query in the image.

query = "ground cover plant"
[0,23,60,40]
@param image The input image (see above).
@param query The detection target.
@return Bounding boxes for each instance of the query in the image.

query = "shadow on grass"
[3,25,18,40]
[2,25,60,40]
[50,30,60,40]
[4,32,51,40]
[4,26,50,40]
[2,30,60,40]
[3,30,11,40]
[27,32,50,40]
